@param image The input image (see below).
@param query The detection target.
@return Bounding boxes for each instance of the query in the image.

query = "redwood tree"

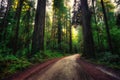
[31,0,46,54]
[81,0,95,58]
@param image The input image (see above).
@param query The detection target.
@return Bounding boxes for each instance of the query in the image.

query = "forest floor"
[4,54,120,80]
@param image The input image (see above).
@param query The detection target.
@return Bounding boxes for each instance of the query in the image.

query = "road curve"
[26,54,93,80]
[5,54,120,80]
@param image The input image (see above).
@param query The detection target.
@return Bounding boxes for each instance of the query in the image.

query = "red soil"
[77,58,120,80]
[3,54,120,80]
[4,58,61,80]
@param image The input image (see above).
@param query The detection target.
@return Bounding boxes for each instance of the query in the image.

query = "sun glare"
[72,27,78,41]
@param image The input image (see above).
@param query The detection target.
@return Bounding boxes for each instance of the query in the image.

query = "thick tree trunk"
[101,0,113,53]
[81,0,95,58]
[31,0,46,54]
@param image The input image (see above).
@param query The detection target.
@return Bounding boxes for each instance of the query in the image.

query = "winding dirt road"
[5,54,120,80]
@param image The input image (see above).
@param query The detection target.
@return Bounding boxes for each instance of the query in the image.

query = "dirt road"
[26,54,93,80]
[6,54,120,80]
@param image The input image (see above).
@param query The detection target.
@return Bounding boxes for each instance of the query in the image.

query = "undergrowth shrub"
[96,52,120,69]
[0,54,31,79]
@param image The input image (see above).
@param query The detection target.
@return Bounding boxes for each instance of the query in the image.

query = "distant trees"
[53,0,64,50]
[49,0,73,52]
[115,0,120,27]
[13,0,24,53]
[72,0,119,58]
[0,0,35,55]
[100,0,113,53]
[0,0,119,58]
[0,0,11,40]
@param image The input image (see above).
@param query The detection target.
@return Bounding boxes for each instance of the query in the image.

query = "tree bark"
[81,0,95,58]
[31,0,46,54]
[69,10,72,53]
[58,16,62,50]
[69,23,72,53]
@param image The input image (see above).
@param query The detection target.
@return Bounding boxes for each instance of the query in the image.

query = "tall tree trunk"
[69,23,72,53]
[31,0,46,54]
[63,16,66,41]
[69,10,72,53]
[51,11,56,50]
[24,8,31,54]
[101,0,113,53]
[51,11,57,50]
[58,16,62,50]
[65,17,68,41]
[81,0,95,58]
[13,0,24,53]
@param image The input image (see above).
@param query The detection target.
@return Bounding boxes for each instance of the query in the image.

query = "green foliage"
[0,49,67,79]
[0,2,34,76]
[60,42,69,52]
[0,54,31,79]
[79,0,120,68]
[27,50,68,63]
[53,0,66,13]
[111,28,120,54]
[95,52,120,69]
[98,52,119,62]
[30,51,46,62]
[45,50,67,58]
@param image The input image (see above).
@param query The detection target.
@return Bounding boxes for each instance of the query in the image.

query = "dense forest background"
[0,0,120,79]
